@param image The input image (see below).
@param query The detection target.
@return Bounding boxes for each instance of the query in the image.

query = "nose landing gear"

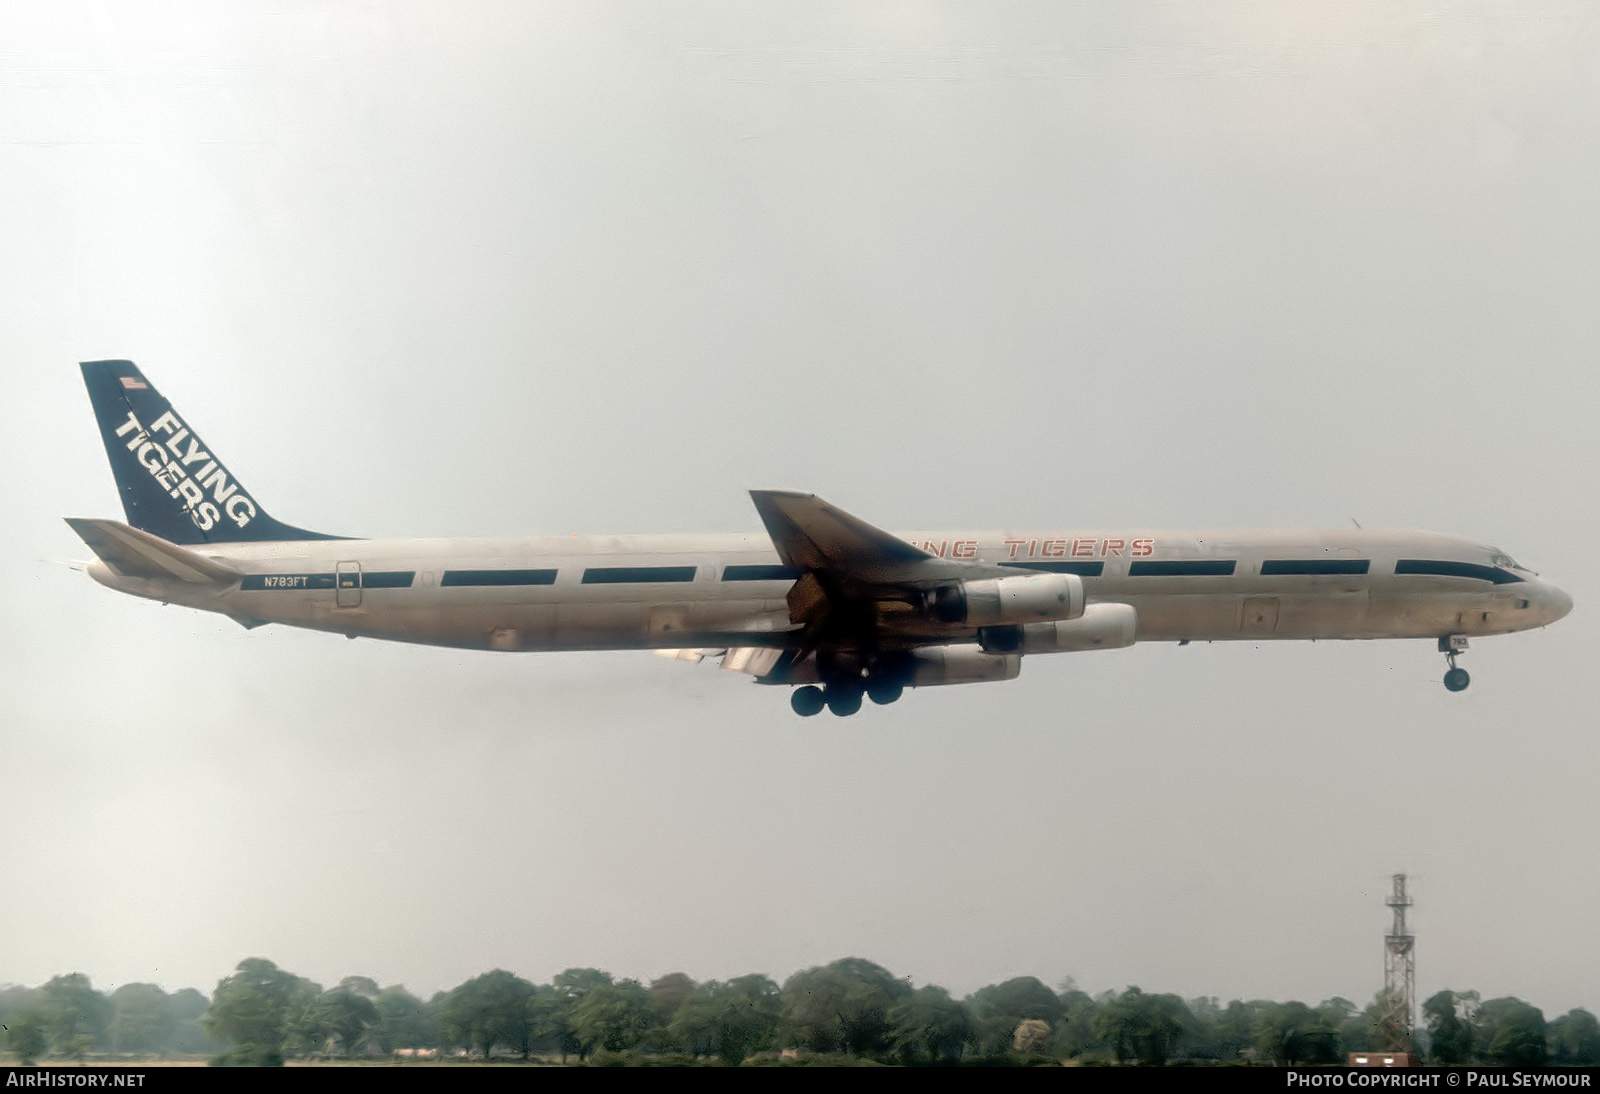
[1439,635,1471,692]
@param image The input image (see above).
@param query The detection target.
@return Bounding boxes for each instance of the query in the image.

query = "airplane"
[67,360,1572,716]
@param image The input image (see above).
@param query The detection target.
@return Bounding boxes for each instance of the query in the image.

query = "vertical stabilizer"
[80,360,342,544]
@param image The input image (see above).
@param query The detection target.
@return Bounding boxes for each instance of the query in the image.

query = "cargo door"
[336,561,362,608]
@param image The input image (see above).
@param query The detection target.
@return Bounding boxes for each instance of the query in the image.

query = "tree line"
[3,958,1598,1066]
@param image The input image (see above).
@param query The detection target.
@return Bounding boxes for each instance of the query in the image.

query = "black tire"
[790,685,826,717]
[825,687,864,717]
[1443,667,1471,692]
[866,681,904,706]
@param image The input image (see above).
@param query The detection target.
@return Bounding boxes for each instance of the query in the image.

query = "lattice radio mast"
[1379,873,1416,1051]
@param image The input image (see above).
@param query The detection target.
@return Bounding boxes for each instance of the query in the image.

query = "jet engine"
[904,645,1021,687]
[1018,602,1137,653]
[928,572,1085,627]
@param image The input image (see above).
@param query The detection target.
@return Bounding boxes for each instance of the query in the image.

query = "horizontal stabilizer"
[64,518,243,586]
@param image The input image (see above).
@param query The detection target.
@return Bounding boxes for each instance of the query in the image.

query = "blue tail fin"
[80,360,342,544]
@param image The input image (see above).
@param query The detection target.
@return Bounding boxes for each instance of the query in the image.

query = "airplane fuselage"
[69,359,1573,711]
[87,525,1570,653]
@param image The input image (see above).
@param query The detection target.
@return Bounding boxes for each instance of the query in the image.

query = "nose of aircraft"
[1541,582,1574,625]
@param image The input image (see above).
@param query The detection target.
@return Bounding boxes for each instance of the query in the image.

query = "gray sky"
[3,1,1596,1015]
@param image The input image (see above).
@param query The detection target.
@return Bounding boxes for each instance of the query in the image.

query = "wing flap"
[653,648,724,664]
[720,646,784,676]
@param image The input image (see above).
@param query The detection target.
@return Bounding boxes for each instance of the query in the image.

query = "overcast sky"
[3,1,1596,1017]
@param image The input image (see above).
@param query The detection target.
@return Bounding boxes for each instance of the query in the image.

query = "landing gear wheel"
[790,685,826,717]
[1438,635,1471,693]
[825,687,864,717]
[866,680,904,706]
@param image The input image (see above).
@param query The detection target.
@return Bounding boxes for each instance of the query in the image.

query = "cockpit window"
[1490,550,1533,573]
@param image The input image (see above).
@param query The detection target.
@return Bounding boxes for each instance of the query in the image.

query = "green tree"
[1253,1000,1339,1066]
[109,984,176,1055]
[279,975,327,1057]
[338,976,380,999]
[168,988,224,1055]
[648,973,696,1028]
[889,985,973,1064]
[1216,999,1259,1061]
[5,1010,48,1066]
[1318,997,1356,1035]
[669,975,781,1065]
[1093,987,1193,1065]
[1423,989,1478,1065]
[1549,1008,1600,1066]
[39,974,110,1059]
[570,979,657,1054]
[546,968,613,1061]
[1477,997,1547,1067]
[526,984,566,1060]
[967,976,1063,1055]
[1336,993,1391,1055]
[0,986,43,1043]
[780,958,911,1058]
[204,958,316,1066]
[438,970,536,1058]
[1053,989,1104,1059]
[311,984,381,1056]
[373,986,436,1053]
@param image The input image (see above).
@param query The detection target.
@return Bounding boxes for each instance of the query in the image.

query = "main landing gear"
[1439,635,1470,692]
[790,684,858,717]
[789,677,906,717]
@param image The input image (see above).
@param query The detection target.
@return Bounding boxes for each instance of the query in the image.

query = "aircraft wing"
[749,490,1014,586]
[748,490,1022,651]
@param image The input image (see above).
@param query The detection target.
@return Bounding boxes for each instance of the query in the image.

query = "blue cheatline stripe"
[1396,560,1523,584]
[440,569,557,587]
[1261,559,1370,576]
[241,573,336,590]
[1129,560,1237,577]
[581,566,697,584]
[360,571,416,588]
[242,571,414,590]
[722,564,803,581]
[1000,560,1105,577]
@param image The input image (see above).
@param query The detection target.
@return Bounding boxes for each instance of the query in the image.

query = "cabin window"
[1128,560,1237,577]
[581,566,697,584]
[1261,560,1371,575]
[722,565,803,581]
[441,569,558,586]
[999,561,1105,577]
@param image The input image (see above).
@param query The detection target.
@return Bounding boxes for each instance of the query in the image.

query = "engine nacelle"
[905,645,1022,687]
[929,572,1085,627]
[1019,602,1138,654]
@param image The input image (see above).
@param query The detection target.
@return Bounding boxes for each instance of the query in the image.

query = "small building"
[1347,1051,1415,1067]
